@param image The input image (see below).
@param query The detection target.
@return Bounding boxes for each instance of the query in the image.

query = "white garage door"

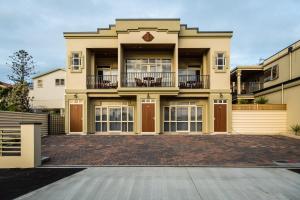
[232,110,287,134]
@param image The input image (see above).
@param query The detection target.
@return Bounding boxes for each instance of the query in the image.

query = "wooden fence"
[0,111,48,136]
[48,114,65,135]
[232,104,287,134]
[232,104,286,110]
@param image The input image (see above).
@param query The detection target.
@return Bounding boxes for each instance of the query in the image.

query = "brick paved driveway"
[42,135,300,166]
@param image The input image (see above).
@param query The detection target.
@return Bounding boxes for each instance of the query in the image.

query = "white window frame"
[125,58,172,73]
[215,52,226,71]
[163,105,203,133]
[214,99,227,104]
[70,52,82,72]
[264,65,279,82]
[96,66,118,76]
[95,105,134,133]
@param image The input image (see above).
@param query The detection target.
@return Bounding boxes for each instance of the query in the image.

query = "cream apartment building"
[254,40,300,128]
[64,19,232,134]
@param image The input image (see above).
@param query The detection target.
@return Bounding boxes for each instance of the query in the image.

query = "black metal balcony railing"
[122,72,176,87]
[87,74,210,89]
[87,75,118,89]
[232,82,264,95]
[178,75,210,89]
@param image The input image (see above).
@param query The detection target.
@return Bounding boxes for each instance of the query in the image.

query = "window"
[95,106,134,132]
[178,68,201,82]
[126,58,171,73]
[71,53,81,71]
[55,79,65,86]
[264,65,278,82]
[37,80,43,88]
[215,53,226,70]
[164,105,203,132]
[214,99,227,104]
[96,66,117,76]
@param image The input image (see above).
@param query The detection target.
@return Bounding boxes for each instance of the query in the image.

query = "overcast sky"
[0,0,299,82]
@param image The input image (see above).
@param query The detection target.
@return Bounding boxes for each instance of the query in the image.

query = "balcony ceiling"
[92,48,118,57]
[231,70,264,81]
[179,48,208,57]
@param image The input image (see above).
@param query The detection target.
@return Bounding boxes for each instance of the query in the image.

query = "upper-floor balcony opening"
[86,46,210,89]
[178,48,210,89]
[121,44,176,88]
[230,67,264,96]
[231,82,264,95]
[86,48,118,89]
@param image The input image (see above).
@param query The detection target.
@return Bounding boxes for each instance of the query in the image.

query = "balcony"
[178,75,210,89]
[87,75,118,89]
[121,72,175,87]
[232,82,264,95]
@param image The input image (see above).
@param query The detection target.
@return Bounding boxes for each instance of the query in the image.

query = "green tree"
[7,83,31,112]
[0,87,11,110]
[6,50,35,112]
[7,50,35,84]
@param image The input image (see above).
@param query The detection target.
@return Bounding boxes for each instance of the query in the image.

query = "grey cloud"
[0,0,299,81]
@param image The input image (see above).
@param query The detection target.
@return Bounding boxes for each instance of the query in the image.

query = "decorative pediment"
[142,32,154,42]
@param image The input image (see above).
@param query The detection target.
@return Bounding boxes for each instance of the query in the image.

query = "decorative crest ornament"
[142,32,154,42]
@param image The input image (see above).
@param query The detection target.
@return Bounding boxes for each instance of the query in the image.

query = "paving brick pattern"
[42,135,300,166]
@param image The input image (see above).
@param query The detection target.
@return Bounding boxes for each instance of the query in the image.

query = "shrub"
[255,97,268,104]
[238,99,251,104]
[291,124,300,136]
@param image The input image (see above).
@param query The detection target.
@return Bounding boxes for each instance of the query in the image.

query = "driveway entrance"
[42,135,300,166]
[18,167,300,200]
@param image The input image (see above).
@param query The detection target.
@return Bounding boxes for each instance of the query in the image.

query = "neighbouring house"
[253,40,300,129]
[29,68,65,115]
[230,65,264,103]
[64,18,233,134]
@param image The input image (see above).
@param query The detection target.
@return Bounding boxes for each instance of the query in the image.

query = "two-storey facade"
[64,19,232,134]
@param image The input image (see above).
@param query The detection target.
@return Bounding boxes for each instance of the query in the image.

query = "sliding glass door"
[109,107,121,131]
[164,105,203,133]
[176,107,189,131]
[95,106,134,133]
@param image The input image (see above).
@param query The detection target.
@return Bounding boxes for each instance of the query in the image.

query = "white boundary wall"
[232,110,287,134]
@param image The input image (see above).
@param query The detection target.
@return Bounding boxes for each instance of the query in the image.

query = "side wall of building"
[263,41,300,88]
[256,83,300,132]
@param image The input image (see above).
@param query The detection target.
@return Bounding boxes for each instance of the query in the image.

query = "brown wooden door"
[142,103,155,132]
[214,104,227,132]
[70,104,83,132]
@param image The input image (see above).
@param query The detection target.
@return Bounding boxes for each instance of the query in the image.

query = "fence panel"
[48,114,65,135]
[232,104,286,110]
[0,111,48,136]
[232,110,287,134]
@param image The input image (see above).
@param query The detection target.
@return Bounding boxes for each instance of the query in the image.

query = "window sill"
[214,69,227,73]
[70,69,82,73]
